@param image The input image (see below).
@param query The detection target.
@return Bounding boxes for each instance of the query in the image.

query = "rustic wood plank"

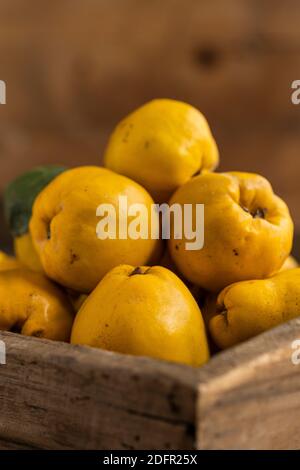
[0,317,300,449]
[196,317,300,450]
[1,0,300,132]
[1,1,300,226]
[0,331,198,450]
[0,437,37,450]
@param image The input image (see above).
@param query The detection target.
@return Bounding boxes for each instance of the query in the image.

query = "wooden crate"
[0,317,299,450]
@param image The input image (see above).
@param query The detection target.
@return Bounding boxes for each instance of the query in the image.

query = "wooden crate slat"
[0,331,198,450]
[196,318,300,449]
[1,318,300,449]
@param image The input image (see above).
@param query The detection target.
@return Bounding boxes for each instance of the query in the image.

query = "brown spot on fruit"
[122,123,134,143]
[70,250,80,265]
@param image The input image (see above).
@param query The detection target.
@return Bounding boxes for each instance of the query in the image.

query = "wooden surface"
[0,1,300,226]
[197,317,300,449]
[0,331,198,450]
[0,317,300,449]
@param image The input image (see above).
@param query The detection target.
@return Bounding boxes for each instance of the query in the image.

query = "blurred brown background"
[1,0,300,227]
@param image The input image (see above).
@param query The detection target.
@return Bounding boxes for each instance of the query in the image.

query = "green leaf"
[4,165,67,237]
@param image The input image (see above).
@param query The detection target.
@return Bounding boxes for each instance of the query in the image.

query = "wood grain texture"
[0,438,36,450]
[0,331,198,450]
[0,1,300,226]
[196,317,300,450]
[0,318,300,449]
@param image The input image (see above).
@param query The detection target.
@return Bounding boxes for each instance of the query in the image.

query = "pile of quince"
[0,99,299,367]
